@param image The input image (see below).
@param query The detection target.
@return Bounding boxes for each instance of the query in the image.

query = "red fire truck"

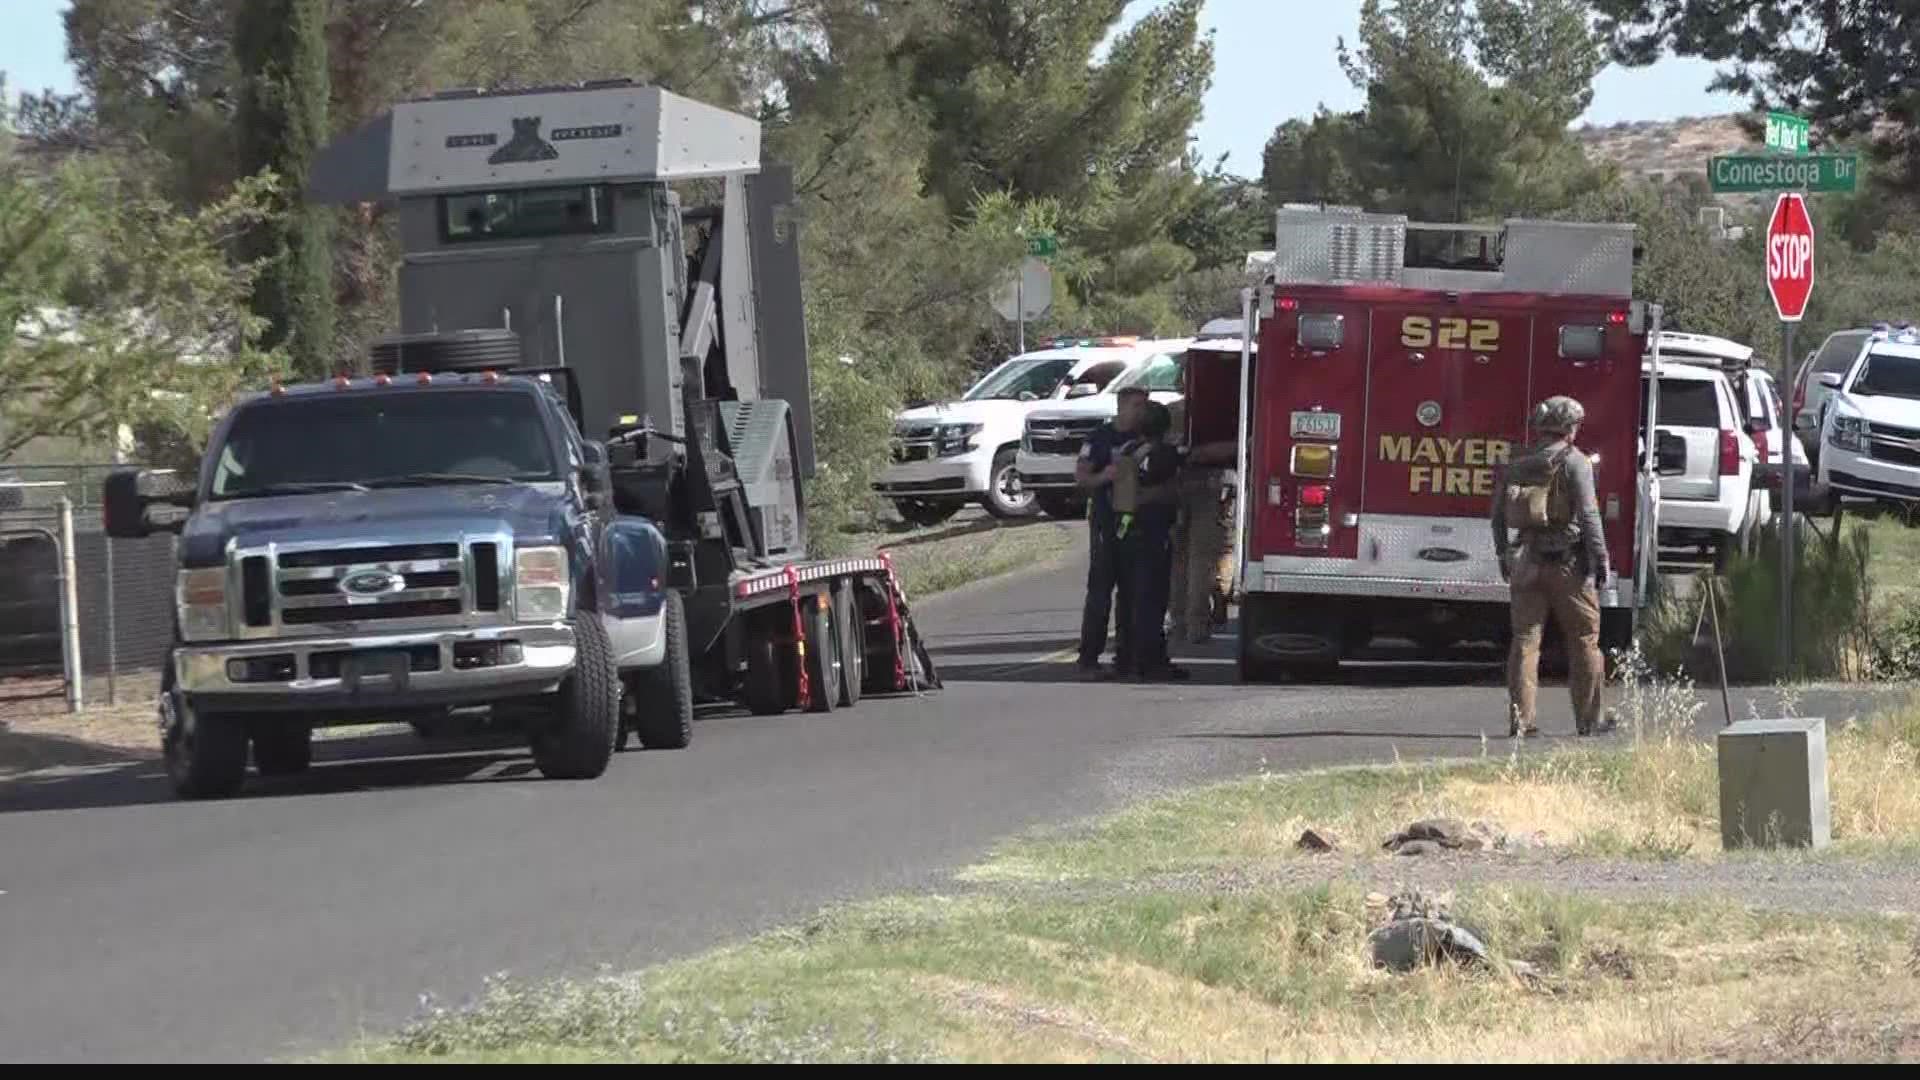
[1224,208,1657,680]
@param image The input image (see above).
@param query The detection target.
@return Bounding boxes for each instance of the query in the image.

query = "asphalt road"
[0,529,1904,1062]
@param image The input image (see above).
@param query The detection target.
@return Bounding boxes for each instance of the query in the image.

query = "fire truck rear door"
[1363,305,1533,528]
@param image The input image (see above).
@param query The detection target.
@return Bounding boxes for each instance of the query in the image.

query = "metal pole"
[1232,287,1256,598]
[554,294,567,368]
[57,495,83,714]
[104,524,118,705]
[1780,320,1796,672]
[1016,267,1026,356]
[1706,578,1733,728]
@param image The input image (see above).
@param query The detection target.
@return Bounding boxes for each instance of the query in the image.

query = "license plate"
[1291,410,1341,440]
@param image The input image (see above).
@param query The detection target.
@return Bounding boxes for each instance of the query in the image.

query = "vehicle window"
[1073,361,1129,391]
[1642,377,1724,428]
[1850,349,1920,401]
[210,390,558,498]
[1814,332,1868,374]
[441,184,612,243]
[963,357,1075,401]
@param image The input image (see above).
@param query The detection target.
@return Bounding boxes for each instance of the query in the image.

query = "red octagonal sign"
[1766,192,1816,322]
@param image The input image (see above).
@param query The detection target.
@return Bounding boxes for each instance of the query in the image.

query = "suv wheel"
[530,614,620,779]
[982,449,1039,519]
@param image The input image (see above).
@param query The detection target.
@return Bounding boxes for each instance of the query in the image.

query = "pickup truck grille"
[1024,417,1104,456]
[238,540,503,635]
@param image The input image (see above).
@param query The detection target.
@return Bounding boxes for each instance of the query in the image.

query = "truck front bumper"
[176,623,577,713]
[1013,449,1078,490]
[874,449,994,499]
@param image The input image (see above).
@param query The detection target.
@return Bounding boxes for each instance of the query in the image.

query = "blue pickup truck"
[105,371,693,797]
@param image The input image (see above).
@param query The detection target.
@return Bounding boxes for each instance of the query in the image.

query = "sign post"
[1765,192,1815,669]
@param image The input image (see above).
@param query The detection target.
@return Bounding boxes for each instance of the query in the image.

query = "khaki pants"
[1507,555,1603,734]
[1169,473,1231,643]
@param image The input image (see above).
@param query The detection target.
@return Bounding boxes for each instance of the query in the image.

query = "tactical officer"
[1075,387,1149,679]
[1115,401,1188,682]
[1492,395,1610,737]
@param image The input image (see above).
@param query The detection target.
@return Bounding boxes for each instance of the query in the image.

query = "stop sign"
[1766,192,1816,322]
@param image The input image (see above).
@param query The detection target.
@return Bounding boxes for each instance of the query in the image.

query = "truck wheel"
[832,581,863,708]
[530,614,620,780]
[633,592,694,749]
[1036,492,1084,520]
[802,594,837,714]
[161,678,247,799]
[982,448,1039,519]
[895,499,960,528]
[744,623,796,715]
[251,723,313,777]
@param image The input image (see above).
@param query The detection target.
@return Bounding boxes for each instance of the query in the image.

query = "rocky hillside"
[1574,114,1760,186]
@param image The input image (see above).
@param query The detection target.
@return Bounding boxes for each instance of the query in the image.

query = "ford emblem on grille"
[339,569,404,596]
[1416,547,1469,563]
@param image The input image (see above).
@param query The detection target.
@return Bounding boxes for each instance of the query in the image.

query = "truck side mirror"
[102,468,193,538]
[1818,372,1844,389]
[1066,382,1098,399]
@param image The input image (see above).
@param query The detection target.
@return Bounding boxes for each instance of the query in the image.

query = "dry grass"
[862,517,1080,600]
[338,885,1920,1063]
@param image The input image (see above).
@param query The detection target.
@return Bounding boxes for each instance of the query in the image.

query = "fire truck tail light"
[1607,310,1628,326]
[1290,444,1335,478]
[1298,483,1330,508]
[1294,504,1331,548]
[1276,297,1299,312]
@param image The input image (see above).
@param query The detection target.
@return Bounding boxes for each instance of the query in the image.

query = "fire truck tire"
[983,448,1040,519]
[631,592,694,750]
[250,722,313,777]
[832,581,864,708]
[161,674,248,800]
[1036,492,1085,520]
[895,499,960,528]
[802,594,837,714]
[744,619,796,716]
[530,613,620,780]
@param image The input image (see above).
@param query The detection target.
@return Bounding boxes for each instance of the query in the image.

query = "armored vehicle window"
[441,184,611,243]
[211,389,558,499]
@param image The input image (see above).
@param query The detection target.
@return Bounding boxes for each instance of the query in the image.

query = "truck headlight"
[514,545,571,622]
[176,567,229,642]
[935,422,982,457]
[1830,414,1867,452]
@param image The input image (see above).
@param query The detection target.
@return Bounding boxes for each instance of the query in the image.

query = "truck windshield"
[1851,350,1920,401]
[963,357,1075,401]
[209,390,558,500]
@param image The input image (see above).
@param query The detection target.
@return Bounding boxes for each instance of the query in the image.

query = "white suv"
[874,337,1181,524]
[1815,324,1920,507]
[1790,326,1877,467]
[1014,346,1188,519]
[1644,346,1765,566]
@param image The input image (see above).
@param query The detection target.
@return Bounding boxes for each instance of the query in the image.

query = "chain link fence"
[0,464,178,714]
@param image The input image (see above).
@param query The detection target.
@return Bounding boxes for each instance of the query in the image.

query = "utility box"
[1717,717,1831,849]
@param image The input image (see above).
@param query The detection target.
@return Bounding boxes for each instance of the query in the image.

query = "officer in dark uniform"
[1074,387,1149,679]
[1116,401,1188,682]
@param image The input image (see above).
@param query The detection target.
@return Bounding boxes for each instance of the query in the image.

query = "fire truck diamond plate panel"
[1271,208,1406,285]
[1501,220,1635,297]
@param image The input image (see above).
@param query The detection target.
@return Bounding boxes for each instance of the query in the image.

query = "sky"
[1,0,1746,177]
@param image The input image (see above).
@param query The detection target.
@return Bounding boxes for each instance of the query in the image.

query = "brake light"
[1277,297,1299,312]
[1607,310,1627,326]
[1299,483,1330,508]
[1719,430,1740,476]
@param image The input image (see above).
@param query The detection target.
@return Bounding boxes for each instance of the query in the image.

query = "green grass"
[336,885,1918,1063]
[866,518,1081,599]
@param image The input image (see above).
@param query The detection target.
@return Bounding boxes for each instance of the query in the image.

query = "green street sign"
[1026,233,1058,258]
[1709,154,1858,194]
[1765,111,1809,156]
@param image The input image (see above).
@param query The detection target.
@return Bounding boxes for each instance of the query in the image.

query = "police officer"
[1075,387,1149,679]
[1492,395,1610,737]
[1117,401,1188,682]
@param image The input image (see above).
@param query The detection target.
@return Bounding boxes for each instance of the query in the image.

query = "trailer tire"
[530,614,620,780]
[633,592,693,749]
[744,622,795,715]
[833,581,863,708]
[802,594,837,714]
[251,722,313,777]
[161,674,248,800]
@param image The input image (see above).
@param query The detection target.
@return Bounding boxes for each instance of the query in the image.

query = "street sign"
[1026,233,1058,258]
[992,256,1053,321]
[1765,194,1815,322]
[1709,154,1858,193]
[1765,111,1809,156]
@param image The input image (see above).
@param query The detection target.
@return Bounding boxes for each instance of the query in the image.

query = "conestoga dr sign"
[1709,154,1858,194]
